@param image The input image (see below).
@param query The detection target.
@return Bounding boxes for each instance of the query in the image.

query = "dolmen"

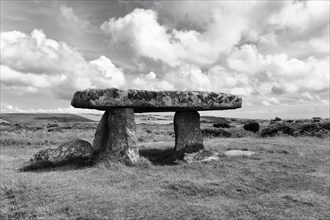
[71,88,242,164]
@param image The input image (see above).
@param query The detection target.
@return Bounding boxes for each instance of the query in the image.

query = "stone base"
[174,111,204,153]
[93,108,139,165]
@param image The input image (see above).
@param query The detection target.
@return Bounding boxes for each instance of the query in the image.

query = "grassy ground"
[0,114,329,220]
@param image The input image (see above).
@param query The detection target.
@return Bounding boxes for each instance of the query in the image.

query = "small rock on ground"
[183,150,220,163]
[224,150,255,157]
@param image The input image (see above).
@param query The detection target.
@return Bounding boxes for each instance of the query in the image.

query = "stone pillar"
[92,108,139,165]
[106,108,139,164]
[174,111,204,153]
[93,111,109,154]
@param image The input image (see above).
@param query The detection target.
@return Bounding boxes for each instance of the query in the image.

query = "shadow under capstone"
[139,144,203,165]
[139,148,182,165]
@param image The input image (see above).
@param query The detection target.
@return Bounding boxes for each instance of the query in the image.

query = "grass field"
[1,114,329,220]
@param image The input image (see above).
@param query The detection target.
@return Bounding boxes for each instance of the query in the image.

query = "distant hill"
[0,113,94,125]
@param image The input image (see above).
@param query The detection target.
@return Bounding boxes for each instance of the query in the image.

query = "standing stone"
[106,108,139,164]
[93,111,109,154]
[174,111,203,153]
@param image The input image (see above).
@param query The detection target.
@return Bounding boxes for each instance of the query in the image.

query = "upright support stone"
[105,108,139,164]
[93,111,109,154]
[174,111,204,153]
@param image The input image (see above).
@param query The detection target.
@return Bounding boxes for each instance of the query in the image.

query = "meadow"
[0,114,329,220]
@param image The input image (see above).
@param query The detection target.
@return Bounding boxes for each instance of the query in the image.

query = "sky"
[0,0,329,119]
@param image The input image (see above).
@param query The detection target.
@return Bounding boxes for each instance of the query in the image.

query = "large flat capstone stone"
[71,88,242,113]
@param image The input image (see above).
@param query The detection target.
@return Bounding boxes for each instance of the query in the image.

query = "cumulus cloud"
[59,4,91,31]
[156,1,329,58]
[101,9,182,67]
[131,71,175,90]
[268,1,329,33]
[101,8,227,67]
[163,65,212,91]
[225,44,329,95]
[1,29,127,99]
[1,29,86,75]
[101,2,268,67]
[90,56,126,88]
[261,97,281,106]
[262,54,329,93]
[100,1,329,106]
[1,1,329,113]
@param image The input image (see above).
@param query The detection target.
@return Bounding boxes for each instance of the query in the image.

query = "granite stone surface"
[71,88,242,112]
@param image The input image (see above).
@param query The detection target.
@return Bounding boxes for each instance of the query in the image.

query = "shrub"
[243,121,260,133]
[321,122,330,131]
[213,122,230,128]
[202,128,232,138]
[297,122,330,137]
[260,124,295,137]
[274,116,282,121]
[299,123,319,134]
[312,117,322,122]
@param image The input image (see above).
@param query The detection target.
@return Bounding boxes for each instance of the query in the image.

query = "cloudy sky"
[1,0,329,119]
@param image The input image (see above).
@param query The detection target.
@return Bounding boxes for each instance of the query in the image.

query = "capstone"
[71,88,242,112]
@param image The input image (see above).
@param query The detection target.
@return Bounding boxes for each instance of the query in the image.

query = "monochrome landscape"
[1,0,329,220]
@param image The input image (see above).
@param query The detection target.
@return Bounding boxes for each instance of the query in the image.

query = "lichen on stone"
[71,88,242,112]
